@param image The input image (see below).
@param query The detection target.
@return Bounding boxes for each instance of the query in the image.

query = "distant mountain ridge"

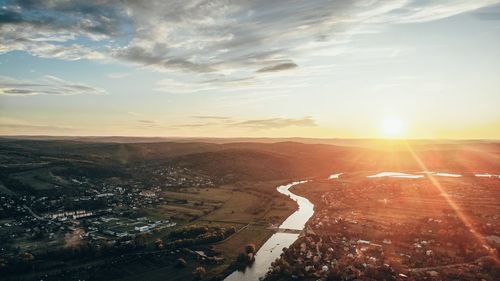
[1,135,498,146]
[1,138,499,184]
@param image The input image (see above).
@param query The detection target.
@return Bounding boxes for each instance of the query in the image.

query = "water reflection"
[224,181,313,281]
[367,171,465,178]
[367,172,424,179]
[328,173,343,179]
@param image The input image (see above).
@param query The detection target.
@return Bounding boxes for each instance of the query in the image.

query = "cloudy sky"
[1,0,499,138]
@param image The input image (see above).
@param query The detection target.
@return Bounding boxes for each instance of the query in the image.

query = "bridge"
[275,228,302,234]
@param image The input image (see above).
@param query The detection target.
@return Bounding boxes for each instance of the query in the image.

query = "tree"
[175,258,187,268]
[193,266,206,280]
[154,238,164,250]
[245,243,256,254]
[134,233,147,249]
[236,253,248,265]
[19,252,34,263]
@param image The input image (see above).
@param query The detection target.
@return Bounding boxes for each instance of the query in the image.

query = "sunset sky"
[1,0,499,139]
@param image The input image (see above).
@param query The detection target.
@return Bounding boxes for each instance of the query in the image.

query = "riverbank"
[224,180,314,281]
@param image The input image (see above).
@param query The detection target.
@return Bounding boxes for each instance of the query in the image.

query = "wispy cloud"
[127,111,143,117]
[155,78,219,94]
[176,116,317,130]
[135,119,166,129]
[137,119,156,124]
[1,0,499,94]
[257,62,298,73]
[234,117,317,129]
[380,0,500,23]
[191,116,233,120]
[0,117,76,134]
[174,122,217,128]
[0,75,107,96]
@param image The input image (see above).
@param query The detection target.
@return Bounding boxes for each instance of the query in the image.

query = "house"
[135,225,148,232]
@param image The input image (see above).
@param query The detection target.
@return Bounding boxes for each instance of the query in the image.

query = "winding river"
[224,180,314,281]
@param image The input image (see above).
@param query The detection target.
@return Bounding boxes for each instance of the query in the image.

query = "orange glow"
[404,142,499,263]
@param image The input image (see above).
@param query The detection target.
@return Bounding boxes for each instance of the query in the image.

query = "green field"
[0,182,14,194]
[121,181,298,280]
[10,168,70,190]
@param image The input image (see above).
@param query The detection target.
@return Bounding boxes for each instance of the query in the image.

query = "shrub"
[175,258,187,268]
[245,244,256,254]
[193,266,206,280]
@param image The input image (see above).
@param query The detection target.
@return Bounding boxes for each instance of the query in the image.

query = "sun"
[381,117,404,138]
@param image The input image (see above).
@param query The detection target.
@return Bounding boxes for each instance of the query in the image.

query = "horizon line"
[1,134,499,142]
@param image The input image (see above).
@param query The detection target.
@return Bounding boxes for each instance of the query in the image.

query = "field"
[88,181,299,281]
[292,174,500,229]
[1,138,499,281]
[10,168,70,190]
[144,180,297,226]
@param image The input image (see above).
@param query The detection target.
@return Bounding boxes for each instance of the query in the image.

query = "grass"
[10,168,70,190]
[163,187,232,203]
[3,180,299,281]
[142,187,233,221]
[125,181,299,280]
[213,224,274,259]
[160,204,206,218]
[201,190,264,223]
[0,182,14,195]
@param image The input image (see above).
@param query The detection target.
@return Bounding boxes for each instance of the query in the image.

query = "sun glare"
[382,117,404,138]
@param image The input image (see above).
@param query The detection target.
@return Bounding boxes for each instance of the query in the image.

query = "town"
[0,162,219,278]
[1,138,499,281]
[263,175,500,280]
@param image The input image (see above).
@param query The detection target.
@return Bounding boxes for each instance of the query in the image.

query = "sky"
[0,0,499,139]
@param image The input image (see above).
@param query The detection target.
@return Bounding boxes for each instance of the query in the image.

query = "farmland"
[0,138,499,280]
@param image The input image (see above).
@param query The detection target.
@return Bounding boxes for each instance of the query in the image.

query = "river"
[224,180,314,281]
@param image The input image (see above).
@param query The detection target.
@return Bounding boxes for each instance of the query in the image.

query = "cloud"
[155,78,219,94]
[234,117,317,129]
[257,62,298,73]
[174,122,217,128]
[0,75,107,96]
[191,116,233,120]
[177,116,234,128]
[381,0,500,23]
[113,45,217,73]
[135,119,164,129]
[0,123,74,131]
[0,39,105,61]
[176,116,317,130]
[0,0,128,60]
[137,119,156,124]
[0,1,128,38]
[1,0,499,85]
[0,117,76,134]
[154,73,301,94]
[127,111,142,116]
